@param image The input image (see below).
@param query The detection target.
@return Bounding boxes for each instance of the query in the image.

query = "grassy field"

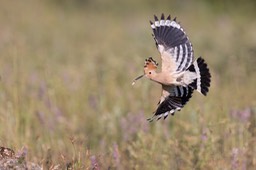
[0,0,255,169]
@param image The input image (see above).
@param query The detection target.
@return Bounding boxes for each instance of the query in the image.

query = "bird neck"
[149,72,177,86]
[149,72,167,84]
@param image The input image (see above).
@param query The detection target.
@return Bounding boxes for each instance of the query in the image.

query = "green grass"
[0,0,256,169]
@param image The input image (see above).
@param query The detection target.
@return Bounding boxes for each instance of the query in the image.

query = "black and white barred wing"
[148,85,193,122]
[150,14,194,73]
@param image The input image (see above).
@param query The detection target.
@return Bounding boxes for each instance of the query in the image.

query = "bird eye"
[149,72,151,74]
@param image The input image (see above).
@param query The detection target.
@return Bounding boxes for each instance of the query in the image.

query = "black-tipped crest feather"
[144,14,211,122]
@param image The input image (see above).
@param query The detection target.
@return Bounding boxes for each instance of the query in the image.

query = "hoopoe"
[133,14,211,121]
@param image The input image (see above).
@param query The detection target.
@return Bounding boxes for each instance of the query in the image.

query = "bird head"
[143,57,158,77]
[132,57,158,85]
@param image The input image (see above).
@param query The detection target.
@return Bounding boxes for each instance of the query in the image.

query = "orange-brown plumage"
[133,14,211,121]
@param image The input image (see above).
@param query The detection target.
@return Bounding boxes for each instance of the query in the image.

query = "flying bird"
[133,14,211,122]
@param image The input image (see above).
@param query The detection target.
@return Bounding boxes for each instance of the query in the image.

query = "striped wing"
[148,85,193,122]
[150,14,194,73]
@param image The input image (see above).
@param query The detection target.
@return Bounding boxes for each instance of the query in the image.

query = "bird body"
[133,14,211,121]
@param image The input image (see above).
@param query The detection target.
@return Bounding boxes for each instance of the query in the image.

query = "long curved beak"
[132,74,144,85]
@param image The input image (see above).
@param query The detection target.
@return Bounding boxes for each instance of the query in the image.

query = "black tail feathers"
[187,57,211,95]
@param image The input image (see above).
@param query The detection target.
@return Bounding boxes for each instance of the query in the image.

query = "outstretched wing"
[148,85,193,122]
[150,14,194,73]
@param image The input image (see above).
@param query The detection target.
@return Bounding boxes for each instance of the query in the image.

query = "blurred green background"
[0,0,255,169]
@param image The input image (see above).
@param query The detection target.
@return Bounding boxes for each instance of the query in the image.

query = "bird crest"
[132,14,211,121]
[144,57,158,70]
